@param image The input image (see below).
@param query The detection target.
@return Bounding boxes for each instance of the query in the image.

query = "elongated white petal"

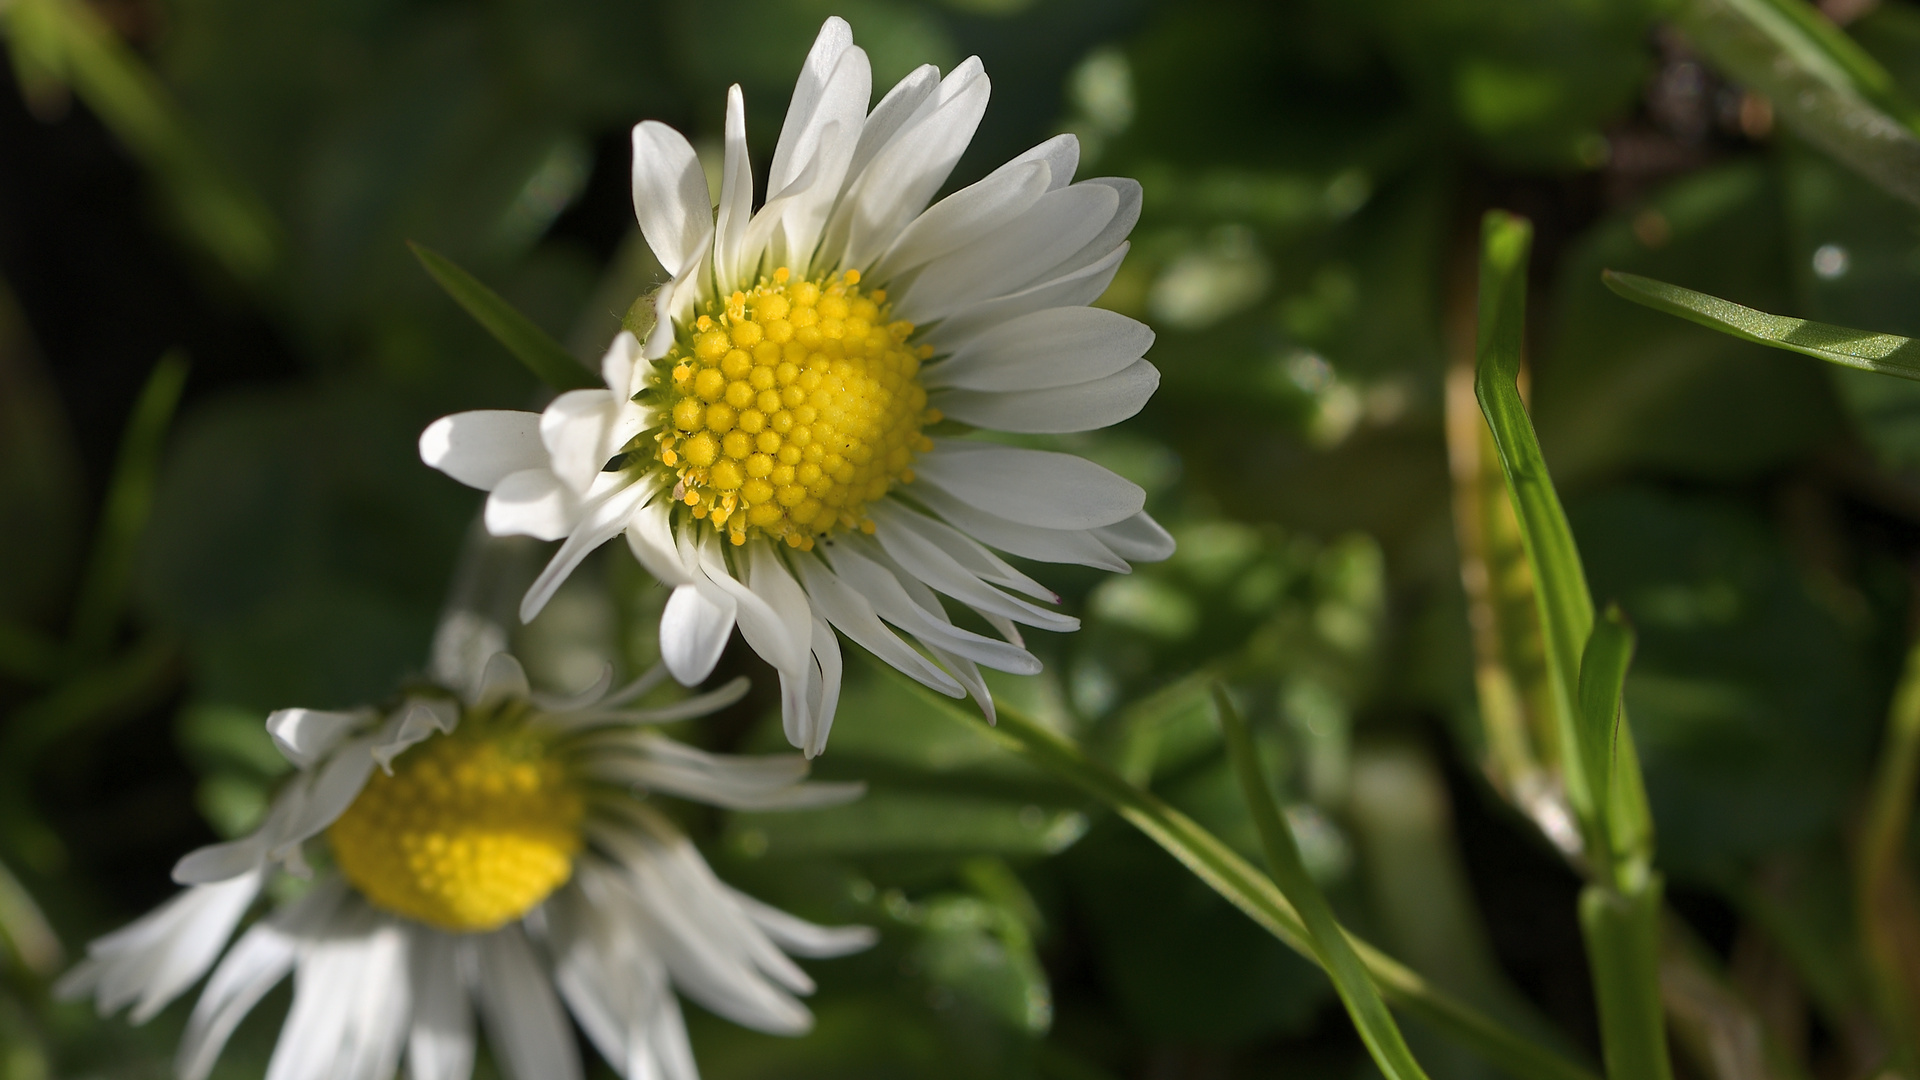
[837,58,990,267]
[632,122,712,277]
[825,542,1038,674]
[915,439,1142,530]
[770,17,854,195]
[176,879,344,1080]
[895,182,1119,322]
[871,500,1051,599]
[58,871,262,1024]
[792,555,964,696]
[873,158,1050,281]
[601,329,644,399]
[768,27,870,264]
[265,906,410,1080]
[908,482,1127,570]
[645,232,712,360]
[585,733,863,810]
[406,929,475,1080]
[1093,510,1175,563]
[1025,132,1080,191]
[803,616,842,758]
[477,926,583,1080]
[372,698,460,773]
[520,477,653,622]
[485,469,579,542]
[869,505,1076,631]
[726,887,877,958]
[624,493,694,586]
[843,64,938,191]
[552,677,750,730]
[925,305,1153,392]
[659,582,735,686]
[714,85,754,287]
[933,358,1158,434]
[476,652,532,707]
[924,242,1129,351]
[266,708,365,770]
[1049,177,1142,280]
[540,390,620,496]
[419,412,547,491]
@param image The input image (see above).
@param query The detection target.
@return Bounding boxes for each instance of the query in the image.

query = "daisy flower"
[59,652,873,1080]
[420,17,1172,756]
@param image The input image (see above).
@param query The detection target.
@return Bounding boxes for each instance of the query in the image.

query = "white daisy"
[420,17,1173,756]
[59,652,874,1080]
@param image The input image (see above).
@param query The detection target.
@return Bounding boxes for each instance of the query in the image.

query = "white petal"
[645,232,713,360]
[894,182,1119,322]
[872,158,1050,282]
[844,64,938,190]
[485,469,580,542]
[419,412,548,491]
[60,871,262,1024]
[406,929,475,1080]
[600,330,644,399]
[1025,132,1080,191]
[265,903,409,1080]
[836,58,990,268]
[924,638,997,724]
[1093,510,1176,563]
[687,533,806,677]
[586,732,863,810]
[519,477,653,622]
[868,504,1076,631]
[266,708,365,770]
[624,495,695,586]
[792,555,963,696]
[477,926,582,1080]
[631,122,712,277]
[475,652,532,707]
[172,791,306,885]
[932,359,1159,434]
[768,24,870,264]
[924,242,1129,351]
[175,880,343,1080]
[914,439,1142,530]
[925,305,1153,391]
[909,481,1128,571]
[769,17,854,196]
[870,499,1051,599]
[550,677,749,730]
[659,583,736,685]
[269,736,380,860]
[1048,177,1142,280]
[713,85,754,288]
[372,698,459,773]
[803,617,842,758]
[825,542,1039,675]
[726,887,878,958]
[540,389,620,495]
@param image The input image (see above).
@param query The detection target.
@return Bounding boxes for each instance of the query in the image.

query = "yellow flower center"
[653,268,938,550]
[328,718,583,933]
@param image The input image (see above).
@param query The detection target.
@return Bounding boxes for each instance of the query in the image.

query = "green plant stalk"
[66,350,188,664]
[1855,635,1920,1067]
[409,241,601,392]
[877,664,1600,1080]
[1475,211,1670,1078]
[1216,685,1431,1080]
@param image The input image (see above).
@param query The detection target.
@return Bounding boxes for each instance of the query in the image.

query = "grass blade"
[870,661,1601,1080]
[1604,269,1920,380]
[1673,0,1920,209]
[1576,604,1635,850]
[67,349,187,663]
[1215,685,1430,1080]
[1854,635,1920,1068]
[408,241,601,392]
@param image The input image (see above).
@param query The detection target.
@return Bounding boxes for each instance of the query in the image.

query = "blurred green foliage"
[18,0,1920,1075]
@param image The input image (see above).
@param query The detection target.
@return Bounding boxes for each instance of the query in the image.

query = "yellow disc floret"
[328,716,583,933]
[654,268,937,550]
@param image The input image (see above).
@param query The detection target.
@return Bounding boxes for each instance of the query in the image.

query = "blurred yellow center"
[655,268,937,550]
[328,722,583,933]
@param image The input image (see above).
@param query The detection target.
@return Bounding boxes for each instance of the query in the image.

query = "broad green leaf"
[68,350,188,664]
[1215,686,1430,1080]
[876,661,1601,1080]
[1673,0,1920,209]
[1603,269,1920,380]
[408,242,600,392]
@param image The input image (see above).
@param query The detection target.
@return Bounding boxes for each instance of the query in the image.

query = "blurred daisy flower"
[421,16,1171,756]
[59,653,872,1080]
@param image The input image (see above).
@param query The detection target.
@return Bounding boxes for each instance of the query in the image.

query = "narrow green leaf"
[869,660,1601,1080]
[1603,269,1920,380]
[1473,213,1598,831]
[1575,605,1635,850]
[68,350,188,663]
[1215,685,1430,1080]
[1673,0,1920,209]
[1853,634,1920,1067]
[408,241,600,392]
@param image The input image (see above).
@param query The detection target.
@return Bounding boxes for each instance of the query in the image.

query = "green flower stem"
[1215,685,1430,1080]
[1855,635,1920,1068]
[880,664,1600,1080]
